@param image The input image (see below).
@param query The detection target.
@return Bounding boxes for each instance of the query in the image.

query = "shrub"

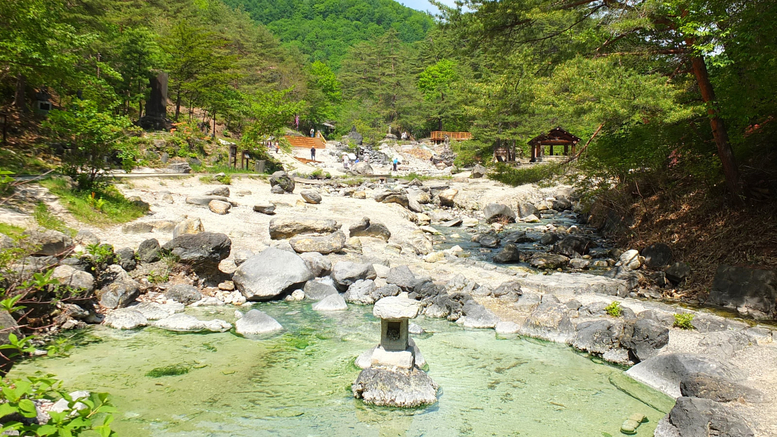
[489,162,568,187]
[605,301,622,317]
[673,313,695,330]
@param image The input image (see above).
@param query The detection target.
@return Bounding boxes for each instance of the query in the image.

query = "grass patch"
[146,364,191,378]
[397,172,451,182]
[33,202,75,236]
[40,177,148,226]
[0,223,25,239]
[489,162,567,187]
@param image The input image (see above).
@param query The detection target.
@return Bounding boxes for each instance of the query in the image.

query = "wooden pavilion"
[528,127,580,162]
[430,131,472,144]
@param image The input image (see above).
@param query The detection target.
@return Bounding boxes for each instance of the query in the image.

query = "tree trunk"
[13,75,26,112]
[687,52,741,198]
[175,88,182,120]
[212,111,216,138]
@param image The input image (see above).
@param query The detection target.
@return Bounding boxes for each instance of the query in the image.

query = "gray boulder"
[473,231,499,248]
[253,203,276,215]
[492,280,522,302]
[349,217,391,242]
[115,247,136,271]
[269,217,341,239]
[620,318,669,362]
[551,197,572,211]
[521,298,576,343]
[344,279,376,305]
[459,301,499,329]
[161,232,231,271]
[350,162,374,176]
[271,185,285,194]
[660,397,754,437]
[312,293,348,311]
[153,313,231,332]
[572,319,624,356]
[303,279,339,300]
[97,278,140,309]
[376,192,410,208]
[185,195,231,206]
[103,308,147,330]
[269,171,295,193]
[352,367,437,407]
[665,262,691,284]
[137,238,161,263]
[235,309,283,335]
[172,217,204,239]
[26,229,72,256]
[517,202,538,218]
[493,244,521,263]
[642,243,673,269]
[51,265,94,292]
[471,164,487,178]
[299,252,332,277]
[331,261,377,291]
[129,302,182,320]
[483,203,516,224]
[386,265,417,291]
[371,284,402,302]
[680,374,766,403]
[164,284,202,305]
[553,235,590,256]
[626,353,746,398]
[300,190,322,204]
[529,253,569,269]
[233,248,314,300]
[206,186,229,197]
[708,264,776,319]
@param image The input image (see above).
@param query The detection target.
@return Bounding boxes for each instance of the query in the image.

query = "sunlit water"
[11,302,672,436]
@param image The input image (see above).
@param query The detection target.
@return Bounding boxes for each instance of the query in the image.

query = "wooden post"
[550,145,554,156]
[530,143,536,162]
[564,144,569,155]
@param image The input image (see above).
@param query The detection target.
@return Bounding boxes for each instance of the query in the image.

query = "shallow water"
[11,302,672,436]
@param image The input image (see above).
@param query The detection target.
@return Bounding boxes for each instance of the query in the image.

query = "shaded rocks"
[115,247,136,271]
[657,397,754,437]
[349,217,391,241]
[458,301,499,329]
[206,186,229,197]
[164,284,202,305]
[162,232,231,272]
[572,319,626,361]
[530,253,569,269]
[708,264,776,319]
[269,217,341,239]
[289,230,346,254]
[473,231,499,248]
[269,171,295,193]
[517,202,538,218]
[233,248,314,300]
[235,309,283,335]
[208,199,231,214]
[680,374,766,403]
[665,262,691,284]
[300,190,322,204]
[331,262,377,291]
[484,203,516,224]
[620,318,669,362]
[553,235,590,257]
[352,367,438,408]
[137,238,161,263]
[25,229,72,256]
[375,191,410,208]
[493,244,521,263]
[642,243,673,269]
[96,266,139,309]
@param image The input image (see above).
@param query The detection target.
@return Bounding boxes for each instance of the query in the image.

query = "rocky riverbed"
[2,167,776,436]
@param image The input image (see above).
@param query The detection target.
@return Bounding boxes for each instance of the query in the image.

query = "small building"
[528,127,581,162]
[430,131,472,145]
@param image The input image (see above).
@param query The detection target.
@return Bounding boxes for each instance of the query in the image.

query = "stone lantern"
[370,295,419,369]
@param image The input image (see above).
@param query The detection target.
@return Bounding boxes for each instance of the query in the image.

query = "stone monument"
[352,295,438,407]
[137,71,172,130]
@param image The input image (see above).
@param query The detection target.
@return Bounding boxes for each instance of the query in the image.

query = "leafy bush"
[673,313,695,330]
[605,301,622,317]
[0,374,116,436]
[489,162,568,187]
[43,100,137,190]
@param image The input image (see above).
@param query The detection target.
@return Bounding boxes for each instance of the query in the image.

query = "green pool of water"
[10,302,673,436]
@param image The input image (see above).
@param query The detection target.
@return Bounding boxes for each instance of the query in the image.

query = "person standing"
[393,157,398,172]
[310,128,315,137]
[310,146,316,161]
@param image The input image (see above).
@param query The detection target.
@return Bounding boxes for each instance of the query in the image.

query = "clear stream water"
[10,302,673,436]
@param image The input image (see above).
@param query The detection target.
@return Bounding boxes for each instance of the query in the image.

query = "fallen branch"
[565,122,604,163]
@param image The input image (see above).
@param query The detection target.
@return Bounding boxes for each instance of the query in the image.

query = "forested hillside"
[221,0,434,68]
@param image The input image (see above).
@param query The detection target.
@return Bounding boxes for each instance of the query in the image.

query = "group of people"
[266,139,280,153]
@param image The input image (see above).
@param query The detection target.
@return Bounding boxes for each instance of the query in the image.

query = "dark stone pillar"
[137,72,171,130]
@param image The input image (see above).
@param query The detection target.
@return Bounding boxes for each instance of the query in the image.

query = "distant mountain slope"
[221,0,434,68]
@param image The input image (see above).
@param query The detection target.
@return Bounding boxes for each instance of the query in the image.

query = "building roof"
[528,127,581,145]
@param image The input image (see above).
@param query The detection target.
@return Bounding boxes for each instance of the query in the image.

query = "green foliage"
[489,162,567,187]
[604,301,622,318]
[146,269,169,284]
[86,243,115,266]
[41,178,148,226]
[33,203,74,236]
[0,294,26,313]
[0,170,15,196]
[43,100,136,190]
[146,364,190,378]
[0,374,116,436]
[673,313,695,330]
[216,174,231,185]
[0,333,36,359]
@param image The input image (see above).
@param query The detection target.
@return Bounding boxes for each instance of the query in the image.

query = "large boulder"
[115,247,136,271]
[344,279,376,305]
[459,301,499,329]
[620,318,669,362]
[385,265,417,291]
[553,235,590,257]
[680,374,766,403]
[521,297,576,343]
[572,319,624,357]
[626,353,746,398]
[233,248,314,300]
[137,238,161,263]
[529,253,569,269]
[493,244,521,264]
[483,203,516,224]
[349,217,391,242]
[153,313,231,333]
[97,278,140,309]
[708,264,776,319]
[437,189,458,207]
[269,217,341,239]
[517,202,538,218]
[51,265,94,292]
[657,397,754,437]
[300,190,322,204]
[471,164,487,178]
[312,293,348,311]
[299,252,332,277]
[303,279,339,300]
[235,309,283,335]
[350,162,374,176]
[331,262,377,291]
[161,232,231,271]
[665,262,691,284]
[642,243,673,269]
[103,308,148,330]
[352,367,437,407]
[269,171,295,193]
[25,229,73,256]
[208,199,231,215]
[289,230,346,255]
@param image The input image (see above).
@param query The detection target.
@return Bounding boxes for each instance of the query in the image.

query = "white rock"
[373,296,419,319]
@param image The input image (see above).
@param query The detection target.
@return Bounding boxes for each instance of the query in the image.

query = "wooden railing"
[430,131,472,143]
